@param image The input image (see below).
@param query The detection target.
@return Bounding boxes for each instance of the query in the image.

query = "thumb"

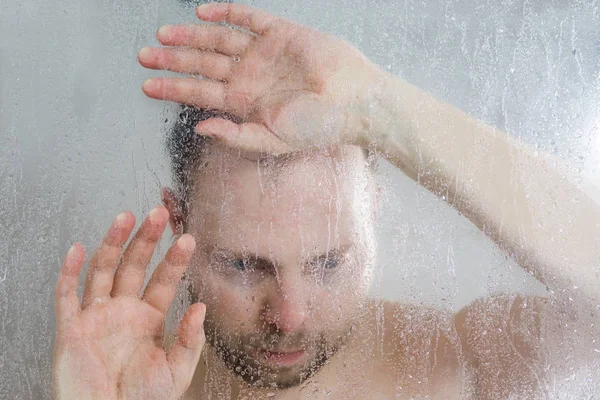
[196,118,293,155]
[167,303,206,396]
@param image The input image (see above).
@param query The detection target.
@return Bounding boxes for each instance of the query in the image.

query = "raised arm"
[366,73,600,303]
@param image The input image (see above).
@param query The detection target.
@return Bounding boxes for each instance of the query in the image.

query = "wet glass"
[1,0,599,399]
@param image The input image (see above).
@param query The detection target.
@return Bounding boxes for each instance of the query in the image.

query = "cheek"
[200,274,263,330]
[308,280,365,325]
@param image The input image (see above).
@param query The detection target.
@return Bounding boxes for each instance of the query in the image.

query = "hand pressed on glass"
[52,207,205,400]
[138,2,382,155]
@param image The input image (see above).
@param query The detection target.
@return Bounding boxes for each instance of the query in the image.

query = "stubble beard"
[203,321,356,390]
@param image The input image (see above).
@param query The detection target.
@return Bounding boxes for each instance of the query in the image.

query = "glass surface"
[1,0,599,398]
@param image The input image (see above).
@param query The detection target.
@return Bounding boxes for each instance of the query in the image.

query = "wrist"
[355,69,420,178]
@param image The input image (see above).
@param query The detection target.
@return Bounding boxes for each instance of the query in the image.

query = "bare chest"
[184,349,472,400]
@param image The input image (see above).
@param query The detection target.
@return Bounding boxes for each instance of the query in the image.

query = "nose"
[262,273,307,333]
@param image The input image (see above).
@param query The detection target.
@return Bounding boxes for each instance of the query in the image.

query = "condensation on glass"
[1,0,599,399]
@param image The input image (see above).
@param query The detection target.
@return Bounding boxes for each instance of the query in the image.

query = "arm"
[366,72,600,302]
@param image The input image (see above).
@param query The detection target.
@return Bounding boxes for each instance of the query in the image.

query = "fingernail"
[110,212,128,234]
[67,244,76,259]
[157,25,170,39]
[142,78,156,92]
[177,234,196,252]
[138,46,151,61]
[149,206,162,222]
[65,244,81,271]
[116,212,128,224]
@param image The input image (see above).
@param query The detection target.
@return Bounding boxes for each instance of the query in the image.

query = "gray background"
[1,0,599,398]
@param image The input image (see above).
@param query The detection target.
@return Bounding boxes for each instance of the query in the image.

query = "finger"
[142,234,196,315]
[138,47,234,81]
[142,78,226,111]
[196,3,276,36]
[196,118,293,155]
[156,24,252,56]
[55,243,86,330]
[111,206,169,298]
[82,212,135,309]
[167,303,206,395]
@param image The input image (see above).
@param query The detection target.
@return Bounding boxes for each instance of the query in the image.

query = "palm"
[139,3,377,152]
[227,23,323,113]
[78,299,173,395]
[228,25,338,147]
[53,209,205,400]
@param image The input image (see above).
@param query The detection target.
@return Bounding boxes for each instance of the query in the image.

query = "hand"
[138,3,384,154]
[52,207,205,400]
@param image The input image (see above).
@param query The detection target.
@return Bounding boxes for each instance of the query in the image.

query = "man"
[52,3,600,399]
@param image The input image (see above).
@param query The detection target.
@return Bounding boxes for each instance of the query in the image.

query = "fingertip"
[64,243,85,274]
[178,303,206,343]
[194,302,206,321]
[157,25,170,41]
[116,211,129,225]
[196,3,225,21]
[195,302,206,319]
[189,303,206,336]
[177,234,196,252]
[142,78,157,94]
[194,123,214,137]
[66,242,78,259]
[195,118,233,137]
[114,210,135,231]
[195,4,210,17]
[138,46,152,63]
[71,242,85,257]
[149,205,169,223]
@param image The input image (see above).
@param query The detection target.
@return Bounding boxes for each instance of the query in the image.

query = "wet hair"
[166,105,376,213]
[165,106,236,215]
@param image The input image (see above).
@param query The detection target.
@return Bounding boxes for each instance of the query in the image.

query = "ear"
[161,187,185,235]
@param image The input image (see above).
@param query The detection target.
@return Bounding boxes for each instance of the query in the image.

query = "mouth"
[256,349,307,367]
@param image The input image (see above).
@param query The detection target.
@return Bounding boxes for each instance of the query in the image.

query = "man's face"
[182,144,377,389]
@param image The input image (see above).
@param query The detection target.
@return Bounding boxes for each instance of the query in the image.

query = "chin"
[217,344,337,389]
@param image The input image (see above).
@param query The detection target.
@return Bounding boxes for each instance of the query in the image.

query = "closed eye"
[321,256,341,269]
[306,255,342,274]
[229,256,272,274]
[210,251,255,273]
[231,258,250,272]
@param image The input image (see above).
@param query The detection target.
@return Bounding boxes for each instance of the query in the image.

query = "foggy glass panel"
[1,0,599,399]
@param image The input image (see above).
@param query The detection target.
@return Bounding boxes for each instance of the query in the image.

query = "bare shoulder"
[454,293,547,399]
[366,295,547,398]
[363,300,473,398]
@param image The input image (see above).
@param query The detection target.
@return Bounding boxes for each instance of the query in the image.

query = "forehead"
[186,144,372,258]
